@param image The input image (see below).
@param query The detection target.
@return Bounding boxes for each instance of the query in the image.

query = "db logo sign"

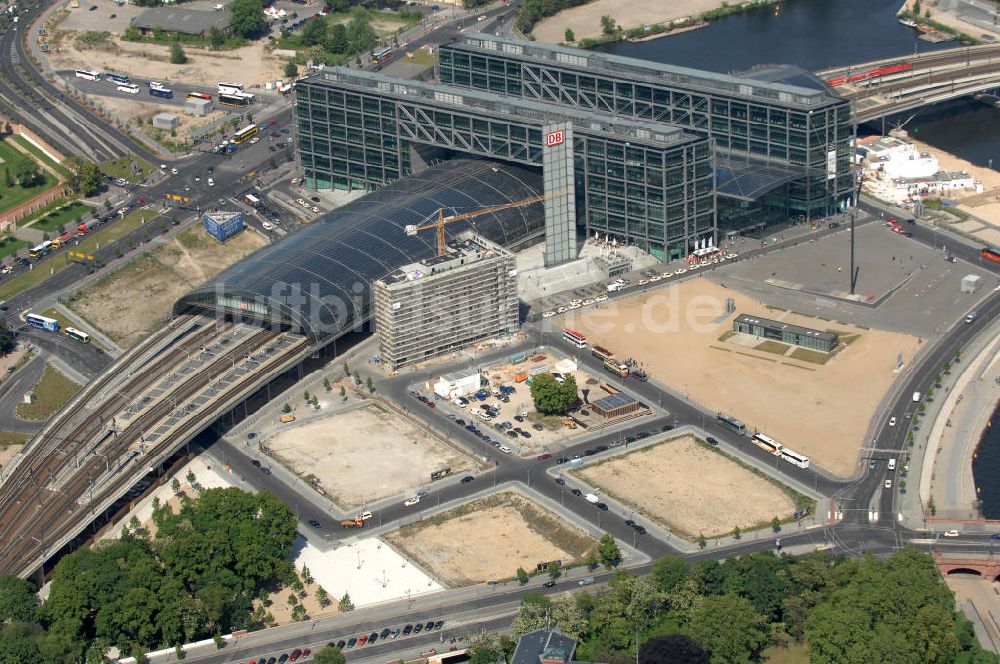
[545,130,564,147]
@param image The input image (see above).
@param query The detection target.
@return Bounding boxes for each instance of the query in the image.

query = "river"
[594,0,1000,170]
[974,405,1000,520]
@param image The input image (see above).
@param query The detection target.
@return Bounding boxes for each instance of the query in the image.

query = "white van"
[887,458,897,471]
[912,392,921,402]
[585,493,600,504]
[499,445,511,454]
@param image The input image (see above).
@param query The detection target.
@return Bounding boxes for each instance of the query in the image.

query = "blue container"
[204,211,244,242]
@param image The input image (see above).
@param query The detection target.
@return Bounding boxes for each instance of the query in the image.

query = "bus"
[603,357,629,378]
[218,92,252,107]
[779,448,810,469]
[982,246,1000,265]
[218,81,245,94]
[233,124,258,144]
[28,240,52,258]
[104,71,130,85]
[372,46,393,64]
[75,69,100,81]
[187,92,212,101]
[64,327,91,343]
[117,83,140,95]
[149,86,173,99]
[591,344,613,361]
[25,313,59,332]
[244,193,261,207]
[563,328,587,349]
[751,433,783,456]
[716,413,747,435]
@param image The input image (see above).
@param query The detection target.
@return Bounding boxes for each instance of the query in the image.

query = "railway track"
[0,322,307,576]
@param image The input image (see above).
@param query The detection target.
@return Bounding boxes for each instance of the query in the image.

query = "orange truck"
[340,515,364,528]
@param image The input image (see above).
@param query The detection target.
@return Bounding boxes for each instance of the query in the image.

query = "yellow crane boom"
[404,191,554,256]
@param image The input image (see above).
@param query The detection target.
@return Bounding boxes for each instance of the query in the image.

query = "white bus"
[75,69,101,81]
[779,448,810,469]
[716,413,747,435]
[64,327,91,344]
[751,433,783,456]
[218,81,245,94]
[563,328,587,349]
[117,83,140,95]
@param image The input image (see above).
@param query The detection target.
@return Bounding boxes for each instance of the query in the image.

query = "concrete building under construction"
[373,231,518,370]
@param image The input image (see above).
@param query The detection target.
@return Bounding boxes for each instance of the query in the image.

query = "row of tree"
[0,487,297,663]
[469,549,997,664]
[514,0,593,34]
[286,7,379,61]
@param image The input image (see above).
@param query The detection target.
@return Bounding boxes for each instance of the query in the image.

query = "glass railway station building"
[295,34,852,264]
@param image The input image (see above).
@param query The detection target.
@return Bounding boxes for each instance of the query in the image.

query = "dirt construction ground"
[69,226,266,347]
[531,0,722,42]
[560,278,920,477]
[266,403,473,510]
[383,491,597,587]
[573,435,796,538]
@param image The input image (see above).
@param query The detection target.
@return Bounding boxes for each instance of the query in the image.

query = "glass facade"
[439,36,854,230]
[296,70,714,260]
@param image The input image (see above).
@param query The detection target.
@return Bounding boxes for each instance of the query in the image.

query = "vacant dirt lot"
[266,403,472,509]
[573,435,795,538]
[384,491,596,587]
[532,0,721,41]
[69,225,265,346]
[564,278,920,477]
[92,95,231,144]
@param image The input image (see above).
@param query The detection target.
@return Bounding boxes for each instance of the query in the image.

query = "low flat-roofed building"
[590,392,642,419]
[131,7,230,37]
[733,313,837,352]
[433,368,481,399]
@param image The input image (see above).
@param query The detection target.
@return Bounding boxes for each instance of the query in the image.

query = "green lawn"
[755,339,791,356]
[100,156,155,183]
[0,208,156,302]
[27,201,90,235]
[789,347,831,365]
[0,141,59,216]
[0,430,30,447]
[0,236,29,261]
[14,364,80,421]
[10,135,71,178]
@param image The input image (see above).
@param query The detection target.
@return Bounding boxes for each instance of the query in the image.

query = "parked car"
[461,475,475,483]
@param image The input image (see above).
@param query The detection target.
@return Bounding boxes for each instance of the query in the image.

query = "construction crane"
[404,191,559,257]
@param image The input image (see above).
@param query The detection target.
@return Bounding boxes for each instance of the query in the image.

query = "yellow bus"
[233,124,258,144]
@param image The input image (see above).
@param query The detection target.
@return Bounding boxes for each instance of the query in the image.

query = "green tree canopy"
[688,593,768,664]
[314,645,346,664]
[639,634,709,664]
[0,576,38,623]
[169,41,187,64]
[11,153,41,188]
[598,534,621,569]
[229,0,266,38]
[529,373,580,415]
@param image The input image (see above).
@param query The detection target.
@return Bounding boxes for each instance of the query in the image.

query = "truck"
[340,515,364,528]
[629,367,648,382]
[604,357,629,378]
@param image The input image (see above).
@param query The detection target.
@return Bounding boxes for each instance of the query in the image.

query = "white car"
[943,530,960,537]
[0,265,12,275]
[888,417,896,427]
[170,167,178,175]
[661,271,673,278]
[884,479,892,489]
[542,311,556,318]
[250,137,260,144]
[404,496,420,507]
[207,178,215,187]
[556,306,567,314]
[568,302,581,310]
[261,221,275,231]
[296,198,307,206]
[594,295,608,302]
[649,275,661,282]
[311,206,320,213]
[675,268,687,275]
[638,279,648,285]
[582,299,594,306]
[359,511,373,521]
[726,253,737,259]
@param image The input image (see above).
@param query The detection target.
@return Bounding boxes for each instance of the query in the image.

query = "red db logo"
[546,130,564,147]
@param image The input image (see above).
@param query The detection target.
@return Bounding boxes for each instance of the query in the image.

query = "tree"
[366,376,374,393]
[0,319,15,356]
[688,594,768,663]
[732,525,742,540]
[639,635,709,664]
[511,599,548,639]
[585,551,598,570]
[301,15,327,46]
[209,26,225,49]
[171,478,181,494]
[339,385,346,399]
[598,534,621,569]
[315,586,330,608]
[326,23,348,54]
[3,166,11,187]
[314,645,346,664]
[771,516,781,532]
[343,361,350,377]
[169,41,187,65]
[529,373,579,415]
[547,561,561,580]
[564,28,575,42]
[551,593,587,639]
[301,564,312,584]
[516,567,529,585]
[0,576,38,623]
[303,390,311,402]
[338,593,352,612]
[284,61,298,78]
[353,370,361,385]
[11,154,40,187]
[282,403,291,414]
[600,14,617,35]
[651,555,689,594]
[229,0,266,38]
[323,377,332,392]
[697,533,707,549]
[185,470,196,484]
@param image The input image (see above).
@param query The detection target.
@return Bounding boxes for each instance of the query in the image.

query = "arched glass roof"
[174,159,543,345]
